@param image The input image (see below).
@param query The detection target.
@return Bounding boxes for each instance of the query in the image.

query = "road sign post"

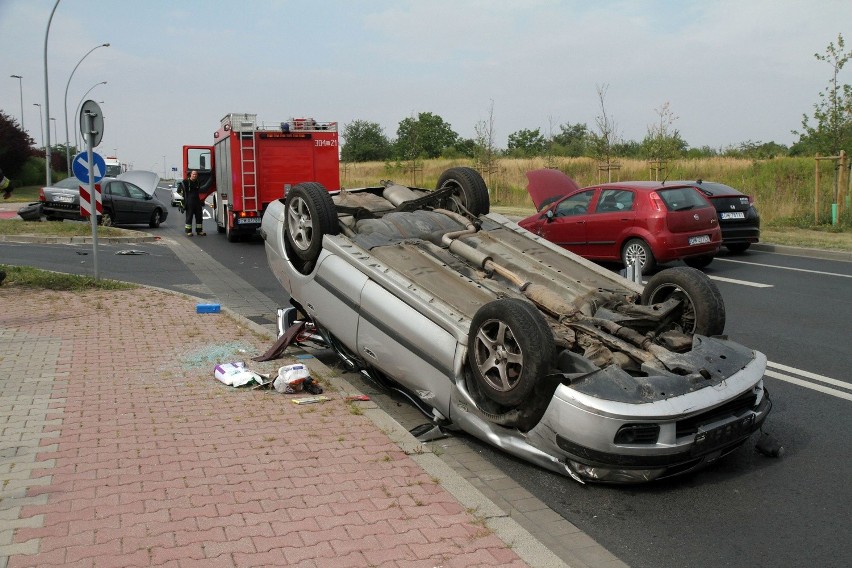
[77,100,104,279]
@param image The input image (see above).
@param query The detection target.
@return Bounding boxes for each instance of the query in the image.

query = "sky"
[1,0,850,179]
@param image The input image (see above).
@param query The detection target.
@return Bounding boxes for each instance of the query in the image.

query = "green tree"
[552,122,589,157]
[588,84,621,171]
[395,112,459,160]
[0,110,35,178]
[507,128,546,157]
[641,102,687,163]
[341,120,392,162]
[793,33,852,155]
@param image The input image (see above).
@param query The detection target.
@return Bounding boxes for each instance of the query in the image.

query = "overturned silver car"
[260,167,771,483]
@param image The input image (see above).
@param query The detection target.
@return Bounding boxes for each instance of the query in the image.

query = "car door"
[537,189,595,255]
[584,188,637,260]
[104,181,133,223]
[124,181,152,223]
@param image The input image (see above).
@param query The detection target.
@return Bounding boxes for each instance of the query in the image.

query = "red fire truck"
[182,113,339,241]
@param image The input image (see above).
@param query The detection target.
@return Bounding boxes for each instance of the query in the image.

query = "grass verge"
[0,264,136,291]
[0,218,132,237]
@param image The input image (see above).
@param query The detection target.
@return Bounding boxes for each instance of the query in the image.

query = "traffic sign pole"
[85,111,100,280]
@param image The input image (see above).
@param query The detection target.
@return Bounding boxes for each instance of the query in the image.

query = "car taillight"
[236,211,258,219]
[39,188,46,202]
[649,192,665,212]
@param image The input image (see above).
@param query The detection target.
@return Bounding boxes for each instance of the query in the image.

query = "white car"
[171,186,184,210]
[260,167,772,484]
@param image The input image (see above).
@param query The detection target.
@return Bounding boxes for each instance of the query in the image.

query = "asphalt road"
[3,186,850,568]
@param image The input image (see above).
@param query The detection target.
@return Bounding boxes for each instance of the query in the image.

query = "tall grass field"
[340,156,852,229]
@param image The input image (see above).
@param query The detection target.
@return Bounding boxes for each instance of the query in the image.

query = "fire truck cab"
[182,113,339,242]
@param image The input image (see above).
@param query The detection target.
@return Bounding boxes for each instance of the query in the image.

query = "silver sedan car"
[260,167,772,484]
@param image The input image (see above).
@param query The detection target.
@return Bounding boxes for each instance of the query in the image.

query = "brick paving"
[0,287,530,567]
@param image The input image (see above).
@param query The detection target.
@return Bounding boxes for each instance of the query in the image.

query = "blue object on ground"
[196,303,221,313]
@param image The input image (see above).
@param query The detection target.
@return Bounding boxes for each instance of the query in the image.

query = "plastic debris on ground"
[196,303,221,313]
[273,363,323,395]
[115,250,149,255]
[292,395,330,405]
[344,394,370,402]
[213,361,264,387]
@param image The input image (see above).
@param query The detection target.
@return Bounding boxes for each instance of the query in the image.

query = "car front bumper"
[526,351,770,483]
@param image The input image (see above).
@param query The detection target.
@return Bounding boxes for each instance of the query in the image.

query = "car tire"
[641,266,725,336]
[468,298,555,408]
[683,254,714,269]
[622,238,656,273]
[149,209,163,228]
[726,243,750,254]
[285,182,339,262]
[99,211,115,227]
[436,167,490,216]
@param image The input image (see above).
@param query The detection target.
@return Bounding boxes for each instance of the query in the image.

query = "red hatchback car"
[518,169,721,272]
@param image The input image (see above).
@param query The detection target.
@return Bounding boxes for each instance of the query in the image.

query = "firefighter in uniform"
[182,169,206,236]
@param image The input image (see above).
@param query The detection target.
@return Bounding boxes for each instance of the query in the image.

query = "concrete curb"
[750,242,852,262]
[0,234,160,244]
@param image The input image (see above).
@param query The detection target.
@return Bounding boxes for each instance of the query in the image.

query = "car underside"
[261,168,771,483]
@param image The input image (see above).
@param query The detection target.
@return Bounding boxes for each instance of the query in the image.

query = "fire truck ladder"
[238,116,258,212]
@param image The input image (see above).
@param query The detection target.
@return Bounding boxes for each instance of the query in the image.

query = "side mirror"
[545,209,554,222]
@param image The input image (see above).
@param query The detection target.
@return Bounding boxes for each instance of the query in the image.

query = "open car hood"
[117,170,159,196]
[525,169,580,210]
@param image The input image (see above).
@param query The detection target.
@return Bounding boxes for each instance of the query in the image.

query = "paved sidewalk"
[0,287,556,567]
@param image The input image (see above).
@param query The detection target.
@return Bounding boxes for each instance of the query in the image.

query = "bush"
[18,157,50,186]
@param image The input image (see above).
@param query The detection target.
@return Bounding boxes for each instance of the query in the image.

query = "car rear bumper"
[720,224,760,244]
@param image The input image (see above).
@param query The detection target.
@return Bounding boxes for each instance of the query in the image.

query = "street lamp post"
[33,103,44,149]
[50,118,58,153]
[74,83,106,149]
[43,0,60,186]
[10,75,23,130]
[64,43,110,174]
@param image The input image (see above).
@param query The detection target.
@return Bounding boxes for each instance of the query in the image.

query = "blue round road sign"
[73,152,106,184]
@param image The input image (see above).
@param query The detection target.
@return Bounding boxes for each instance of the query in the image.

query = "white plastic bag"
[273,363,311,394]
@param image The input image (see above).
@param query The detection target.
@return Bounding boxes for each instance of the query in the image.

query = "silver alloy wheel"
[624,241,648,268]
[286,196,313,252]
[472,318,525,393]
[101,212,113,227]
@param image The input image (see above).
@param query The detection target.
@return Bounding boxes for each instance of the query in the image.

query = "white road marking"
[708,275,773,288]
[767,361,851,390]
[764,362,852,402]
[717,257,852,278]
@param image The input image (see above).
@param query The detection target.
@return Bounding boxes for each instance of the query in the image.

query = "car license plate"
[236,217,261,224]
[56,196,73,203]
[692,414,755,456]
[720,212,746,220]
[688,235,711,245]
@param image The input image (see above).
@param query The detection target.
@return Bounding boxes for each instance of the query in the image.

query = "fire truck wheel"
[285,182,339,262]
[226,219,239,242]
[436,167,490,216]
